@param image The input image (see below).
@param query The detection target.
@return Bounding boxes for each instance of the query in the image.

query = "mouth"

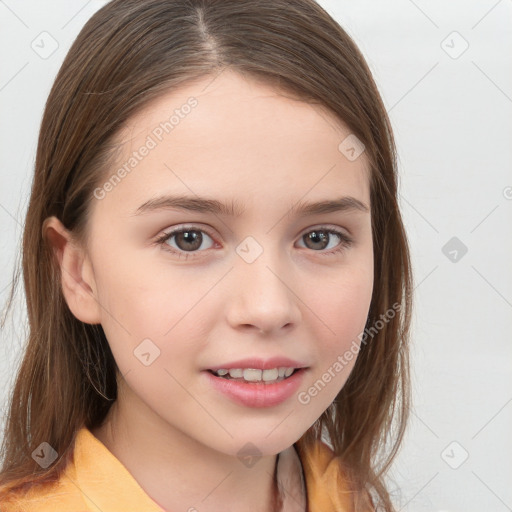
[207,367,302,384]
[204,363,308,407]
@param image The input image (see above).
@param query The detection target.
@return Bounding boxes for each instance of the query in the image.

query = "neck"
[91,389,281,512]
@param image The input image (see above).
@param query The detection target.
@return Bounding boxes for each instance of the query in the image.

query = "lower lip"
[203,369,307,408]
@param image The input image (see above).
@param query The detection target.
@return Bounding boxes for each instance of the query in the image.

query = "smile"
[204,367,308,408]
[209,367,297,383]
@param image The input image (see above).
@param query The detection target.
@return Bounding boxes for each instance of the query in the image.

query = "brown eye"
[297,227,353,255]
[156,227,215,256]
[172,230,204,251]
[303,230,330,250]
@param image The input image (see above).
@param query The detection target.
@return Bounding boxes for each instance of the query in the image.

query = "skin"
[44,69,374,512]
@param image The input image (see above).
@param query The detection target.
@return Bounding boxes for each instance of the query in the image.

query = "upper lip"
[206,357,308,371]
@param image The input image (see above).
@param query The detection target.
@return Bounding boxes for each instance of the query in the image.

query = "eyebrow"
[132,194,369,217]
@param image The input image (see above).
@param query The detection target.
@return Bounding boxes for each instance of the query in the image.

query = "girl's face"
[81,70,373,456]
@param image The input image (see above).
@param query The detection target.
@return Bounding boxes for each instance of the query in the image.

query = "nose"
[226,247,302,335]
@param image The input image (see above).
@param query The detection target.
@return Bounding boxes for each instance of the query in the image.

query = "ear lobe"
[42,216,102,324]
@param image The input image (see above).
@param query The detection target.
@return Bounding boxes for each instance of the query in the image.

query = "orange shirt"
[0,427,362,511]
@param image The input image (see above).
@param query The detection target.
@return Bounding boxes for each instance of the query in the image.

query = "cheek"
[311,263,373,349]
[93,252,214,373]
[298,263,373,406]
[93,242,187,332]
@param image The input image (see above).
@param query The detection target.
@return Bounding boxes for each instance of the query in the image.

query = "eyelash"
[154,225,353,260]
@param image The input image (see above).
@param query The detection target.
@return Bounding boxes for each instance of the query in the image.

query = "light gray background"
[1,1,511,511]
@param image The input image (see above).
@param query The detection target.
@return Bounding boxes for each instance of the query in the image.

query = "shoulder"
[1,426,164,512]
[0,427,91,511]
[0,463,85,511]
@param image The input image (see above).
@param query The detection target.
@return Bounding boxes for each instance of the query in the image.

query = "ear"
[42,216,102,324]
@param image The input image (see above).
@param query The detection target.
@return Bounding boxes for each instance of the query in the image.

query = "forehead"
[96,70,370,216]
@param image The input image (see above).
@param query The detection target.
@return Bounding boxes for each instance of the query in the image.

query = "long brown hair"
[0,0,412,509]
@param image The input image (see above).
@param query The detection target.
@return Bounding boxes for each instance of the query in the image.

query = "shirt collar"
[276,443,307,511]
[72,426,307,511]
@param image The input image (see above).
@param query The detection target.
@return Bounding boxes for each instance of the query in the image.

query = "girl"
[0,0,412,510]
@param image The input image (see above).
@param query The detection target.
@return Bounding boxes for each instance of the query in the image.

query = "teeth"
[262,368,279,381]
[284,368,294,377]
[212,367,297,382]
[243,368,262,381]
